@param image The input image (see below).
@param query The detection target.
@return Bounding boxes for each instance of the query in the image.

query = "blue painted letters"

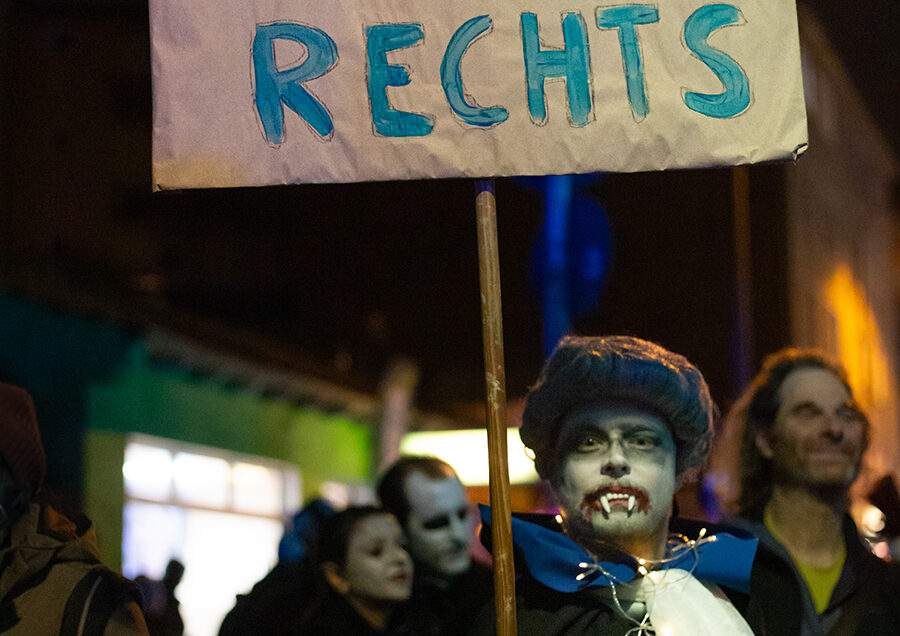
[252,22,338,145]
[251,4,753,144]
[441,15,509,127]
[521,12,593,126]
[596,5,659,120]
[683,4,750,118]
[366,24,436,137]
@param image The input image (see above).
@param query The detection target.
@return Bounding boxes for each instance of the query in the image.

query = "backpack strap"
[60,568,120,636]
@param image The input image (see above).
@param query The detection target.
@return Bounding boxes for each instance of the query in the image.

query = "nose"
[601,438,630,479]
[389,541,412,566]
[449,512,470,547]
[393,546,412,567]
[822,414,845,443]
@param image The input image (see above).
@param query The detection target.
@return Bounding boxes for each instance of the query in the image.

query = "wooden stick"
[474,178,517,636]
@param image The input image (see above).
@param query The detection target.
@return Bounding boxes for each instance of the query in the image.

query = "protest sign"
[150,0,807,189]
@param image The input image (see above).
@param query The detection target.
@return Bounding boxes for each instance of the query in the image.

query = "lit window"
[399,429,539,486]
[232,462,282,516]
[123,444,173,501]
[122,436,301,636]
[172,452,230,509]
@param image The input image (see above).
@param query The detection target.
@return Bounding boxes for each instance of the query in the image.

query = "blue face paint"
[595,5,660,121]
[440,15,509,128]
[521,12,593,127]
[252,22,338,145]
[366,24,436,137]
[682,4,750,118]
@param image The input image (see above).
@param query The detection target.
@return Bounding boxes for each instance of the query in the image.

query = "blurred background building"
[1,0,897,633]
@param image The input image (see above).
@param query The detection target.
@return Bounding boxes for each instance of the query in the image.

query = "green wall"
[1,292,375,571]
[86,344,374,492]
[84,430,128,570]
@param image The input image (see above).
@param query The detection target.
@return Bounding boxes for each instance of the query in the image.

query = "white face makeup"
[553,405,677,559]
[403,473,472,578]
[339,513,413,603]
[760,367,866,490]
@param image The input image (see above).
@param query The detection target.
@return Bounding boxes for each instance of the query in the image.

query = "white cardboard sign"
[150,0,807,189]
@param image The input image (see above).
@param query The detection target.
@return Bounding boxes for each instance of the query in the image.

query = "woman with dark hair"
[295,506,427,636]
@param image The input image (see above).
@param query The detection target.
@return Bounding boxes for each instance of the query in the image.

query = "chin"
[591,519,650,539]
[440,558,471,577]
[806,465,859,487]
[384,588,412,601]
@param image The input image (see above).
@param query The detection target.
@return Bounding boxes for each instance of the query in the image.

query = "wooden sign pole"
[474,178,517,636]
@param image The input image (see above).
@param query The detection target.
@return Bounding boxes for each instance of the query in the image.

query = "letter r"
[252,22,338,145]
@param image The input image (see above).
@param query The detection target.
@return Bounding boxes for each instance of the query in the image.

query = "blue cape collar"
[478,504,757,593]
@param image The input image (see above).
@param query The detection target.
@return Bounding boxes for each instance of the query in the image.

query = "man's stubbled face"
[760,367,866,492]
[553,405,677,559]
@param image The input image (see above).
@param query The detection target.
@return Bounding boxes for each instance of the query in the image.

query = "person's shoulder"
[102,601,150,636]
[218,562,313,636]
[61,567,147,636]
[293,593,381,636]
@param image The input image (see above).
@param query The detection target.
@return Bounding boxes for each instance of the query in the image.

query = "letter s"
[682,4,750,118]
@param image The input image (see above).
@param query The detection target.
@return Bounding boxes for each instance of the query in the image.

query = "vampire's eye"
[576,436,606,452]
[628,434,658,450]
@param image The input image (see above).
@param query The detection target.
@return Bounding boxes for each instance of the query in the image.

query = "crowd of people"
[1,334,898,635]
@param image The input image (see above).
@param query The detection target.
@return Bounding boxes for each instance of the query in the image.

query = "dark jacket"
[411,561,493,636]
[468,575,643,635]
[730,511,900,636]
[293,589,430,636]
[218,561,314,636]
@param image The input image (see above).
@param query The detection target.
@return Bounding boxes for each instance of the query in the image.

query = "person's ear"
[754,431,774,459]
[321,562,350,595]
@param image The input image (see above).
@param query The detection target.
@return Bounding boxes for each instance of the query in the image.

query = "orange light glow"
[824,264,891,410]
